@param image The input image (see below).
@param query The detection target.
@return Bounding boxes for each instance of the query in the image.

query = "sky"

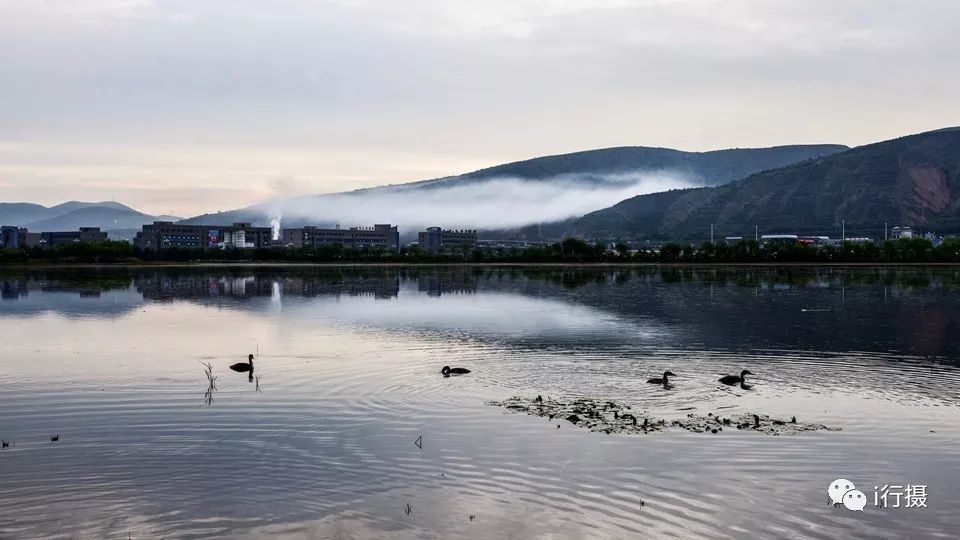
[1,0,958,217]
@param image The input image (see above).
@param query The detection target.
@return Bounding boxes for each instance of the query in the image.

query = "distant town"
[0,219,951,251]
[0,220,550,254]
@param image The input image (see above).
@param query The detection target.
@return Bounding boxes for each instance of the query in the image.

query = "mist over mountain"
[548,128,960,242]
[179,144,846,234]
[8,128,958,245]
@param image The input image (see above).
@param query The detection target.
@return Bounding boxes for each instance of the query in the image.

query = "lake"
[1,265,959,539]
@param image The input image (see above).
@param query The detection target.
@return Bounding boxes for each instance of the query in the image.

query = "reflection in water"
[2,266,960,356]
[0,266,959,538]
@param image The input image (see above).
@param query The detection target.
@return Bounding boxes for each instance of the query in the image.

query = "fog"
[261,171,695,232]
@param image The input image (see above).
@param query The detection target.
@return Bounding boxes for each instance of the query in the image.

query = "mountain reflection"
[1,266,959,358]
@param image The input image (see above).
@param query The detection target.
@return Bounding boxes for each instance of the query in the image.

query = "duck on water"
[441,366,471,376]
[646,371,676,386]
[719,369,753,386]
[231,354,254,373]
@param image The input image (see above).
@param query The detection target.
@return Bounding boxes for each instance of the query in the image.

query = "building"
[798,236,831,245]
[417,227,478,254]
[759,234,798,247]
[476,239,553,250]
[134,222,274,251]
[826,237,874,247]
[924,232,944,247]
[40,227,107,247]
[282,224,400,251]
[1,226,23,248]
[891,226,914,239]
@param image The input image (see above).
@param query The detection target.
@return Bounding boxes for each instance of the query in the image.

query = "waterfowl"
[1,440,8,449]
[441,366,471,376]
[50,434,59,442]
[534,395,543,403]
[719,369,753,386]
[647,371,676,385]
[230,354,254,373]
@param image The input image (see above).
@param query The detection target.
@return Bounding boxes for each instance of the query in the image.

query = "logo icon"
[828,478,856,506]
[843,490,867,511]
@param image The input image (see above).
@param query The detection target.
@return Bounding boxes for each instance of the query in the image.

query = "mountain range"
[0,201,180,240]
[541,127,960,241]
[5,127,959,243]
[178,143,847,235]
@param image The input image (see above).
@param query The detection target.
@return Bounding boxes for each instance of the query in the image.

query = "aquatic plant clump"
[487,396,840,436]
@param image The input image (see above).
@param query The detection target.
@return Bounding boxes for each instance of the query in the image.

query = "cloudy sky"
[1,0,957,216]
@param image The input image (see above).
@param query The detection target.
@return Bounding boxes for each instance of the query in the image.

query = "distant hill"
[180,144,847,228]
[46,200,136,215]
[553,128,960,241]
[0,203,49,227]
[0,201,180,240]
[403,144,849,189]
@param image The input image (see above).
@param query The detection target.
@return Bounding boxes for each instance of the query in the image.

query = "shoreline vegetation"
[1,236,959,266]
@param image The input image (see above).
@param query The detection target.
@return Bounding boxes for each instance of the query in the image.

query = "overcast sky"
[1,0,957,216]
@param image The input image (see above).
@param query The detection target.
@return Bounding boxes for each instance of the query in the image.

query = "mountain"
[557,127,960,241]
[404,144,849,189]
[0,203,49,227]
[180,144,847,229]
[1,201,138,227]
[25,207,176,233]
[46,201,136,215]
[0,201,181,240]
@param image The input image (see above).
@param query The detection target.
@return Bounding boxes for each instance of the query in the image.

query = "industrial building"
[1,226,41,248]
[759,234,799,246]
[40,227,107,247]
[282,224,400,251]
[476,239,553,250]
[417,227,478,254]
[134,222,274,251]
[1,226,104,248]
[135,221,400,251]
[891,226,914,239]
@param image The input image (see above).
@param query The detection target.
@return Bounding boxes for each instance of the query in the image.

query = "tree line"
[1,236,959,264]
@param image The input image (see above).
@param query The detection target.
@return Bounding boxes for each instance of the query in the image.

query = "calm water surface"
[1,266,959,539]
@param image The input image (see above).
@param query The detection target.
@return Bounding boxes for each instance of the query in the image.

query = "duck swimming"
[441,366,471,376]
[719,369,752,386]
[230,354,254,373]
[647,371,676,385]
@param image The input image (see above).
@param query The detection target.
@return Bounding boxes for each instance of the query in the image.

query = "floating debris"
[404,503,413,516]
[414,435,422,449]
[487,396,840,436]
[50,434,59,442]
